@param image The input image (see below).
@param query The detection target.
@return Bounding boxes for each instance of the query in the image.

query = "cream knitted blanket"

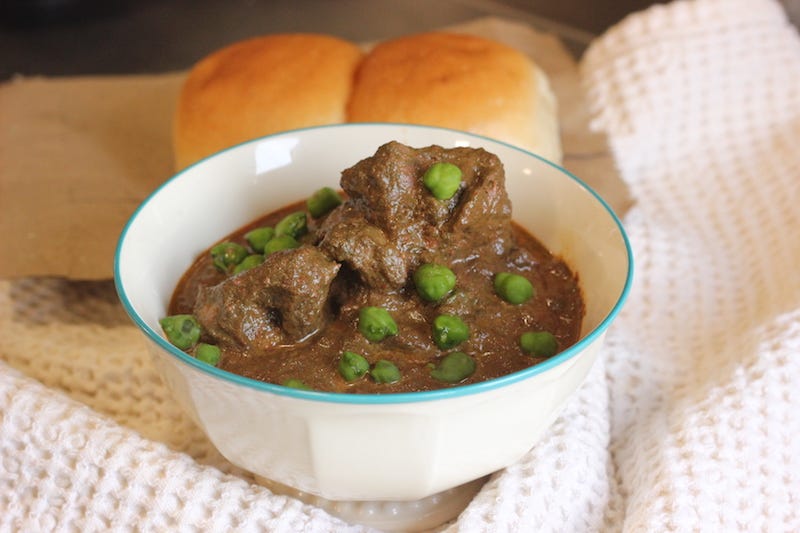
[2,0,800,530]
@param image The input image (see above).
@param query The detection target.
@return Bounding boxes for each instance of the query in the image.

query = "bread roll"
[173,33,363,170]
[173,32,561,170]
[347,32,561,162]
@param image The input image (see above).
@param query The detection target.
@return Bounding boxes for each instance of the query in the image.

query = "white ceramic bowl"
[115,123,632,503]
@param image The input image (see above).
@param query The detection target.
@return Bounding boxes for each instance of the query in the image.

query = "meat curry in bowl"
[161,141,584,393]
[114,124,631,501]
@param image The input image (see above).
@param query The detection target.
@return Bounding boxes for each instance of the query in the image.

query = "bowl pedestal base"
[254,474,489,531]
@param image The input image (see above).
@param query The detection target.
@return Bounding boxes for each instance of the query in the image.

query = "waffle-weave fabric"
[2,0,799,530]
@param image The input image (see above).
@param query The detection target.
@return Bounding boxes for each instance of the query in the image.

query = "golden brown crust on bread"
[173,33,363,169]
[347,32,560,161]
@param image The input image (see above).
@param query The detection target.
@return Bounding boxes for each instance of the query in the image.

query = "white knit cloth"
[2,0,800,530]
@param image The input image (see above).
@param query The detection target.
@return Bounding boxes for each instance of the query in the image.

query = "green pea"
[159,314,201,350]
[210,241,248,272]
[430,351,475,383]
[422,162,462,200]
[413,263,457,302]
[493,272,534,305]
[520,331,558,357]
[233,254,264,274]
[244,226,275,253]
[263,234,300,255]
[307,187,343,218]
[338,351,370,382]
[432,314,469,349]
[283,378,313,390]
[194,343,221,366]
[370,360,401,384]
[275,211,308,238]
[358,306,398,342]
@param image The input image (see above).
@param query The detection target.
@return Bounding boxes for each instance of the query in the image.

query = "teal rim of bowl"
[114,123,634,405]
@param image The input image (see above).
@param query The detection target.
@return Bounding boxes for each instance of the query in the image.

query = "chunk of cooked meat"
[317,141,513,290]
[316,204,408,289]
[194,246,340,352]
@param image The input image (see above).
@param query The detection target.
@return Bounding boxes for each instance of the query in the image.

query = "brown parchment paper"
[0,17,630,280]
[0,73,184,279]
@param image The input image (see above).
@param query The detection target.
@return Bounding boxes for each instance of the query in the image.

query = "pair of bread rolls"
[173,32,560,170]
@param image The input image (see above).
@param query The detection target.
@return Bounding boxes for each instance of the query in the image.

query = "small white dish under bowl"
[256,474,489,531]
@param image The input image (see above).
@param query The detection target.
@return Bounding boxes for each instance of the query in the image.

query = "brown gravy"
[169,202,583,393]
[167,142,584,393]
